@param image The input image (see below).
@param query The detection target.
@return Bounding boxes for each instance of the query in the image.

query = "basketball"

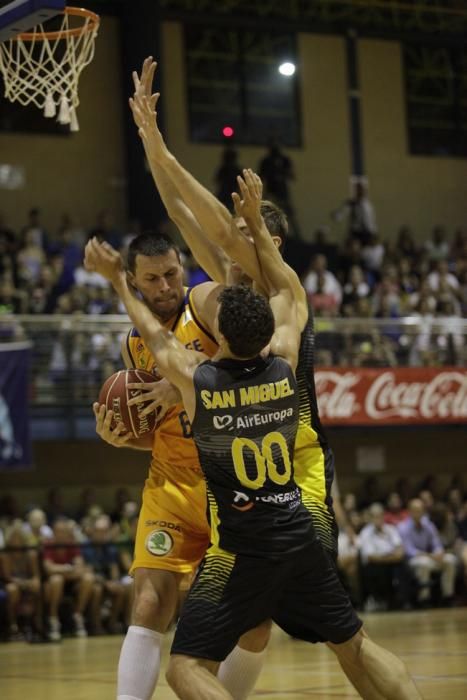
[98,369,160,437]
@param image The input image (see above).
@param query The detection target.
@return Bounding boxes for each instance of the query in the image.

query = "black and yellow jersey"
[294,304,337,554]
[191,355,314,558]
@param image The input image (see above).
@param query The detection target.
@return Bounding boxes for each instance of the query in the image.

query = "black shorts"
[171,540,362,662]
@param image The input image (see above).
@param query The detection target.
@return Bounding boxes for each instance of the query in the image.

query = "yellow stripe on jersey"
[207,486,220,547]
[192,545,236,605]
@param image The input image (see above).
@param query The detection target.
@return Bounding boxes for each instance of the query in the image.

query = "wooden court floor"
[1,608,467,699]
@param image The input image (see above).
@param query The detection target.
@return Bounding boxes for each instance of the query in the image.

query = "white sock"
[218,646,266,700]
[117,625,163,700]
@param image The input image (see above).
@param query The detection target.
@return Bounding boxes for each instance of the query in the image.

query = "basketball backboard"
[0,0,65,41]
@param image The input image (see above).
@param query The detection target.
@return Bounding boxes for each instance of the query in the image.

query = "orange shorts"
[130,461,210,576]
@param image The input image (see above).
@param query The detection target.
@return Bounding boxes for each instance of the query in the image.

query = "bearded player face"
[129,250,185,322]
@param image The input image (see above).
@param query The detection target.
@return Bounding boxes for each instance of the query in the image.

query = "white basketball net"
[0,9,99,132]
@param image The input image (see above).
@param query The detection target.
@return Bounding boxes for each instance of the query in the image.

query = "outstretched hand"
[232,168,263,232]
[129,56,168,159]
[84,237,124,285]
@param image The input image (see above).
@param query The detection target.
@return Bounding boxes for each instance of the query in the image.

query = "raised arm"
[232,171,303,368]
[84,239,201,420]
[130,60,230,283]
[130,57,265,286]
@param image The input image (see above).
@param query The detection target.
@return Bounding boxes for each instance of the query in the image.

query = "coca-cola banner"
[315,368,467,425]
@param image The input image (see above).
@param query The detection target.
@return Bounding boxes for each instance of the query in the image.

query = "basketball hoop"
[0,7,99,132]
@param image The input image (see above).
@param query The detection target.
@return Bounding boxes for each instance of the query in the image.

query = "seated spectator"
[88,209,122,249]
[395,226,418,262]
[20,207,48,250]
[337,527,361,606]
[0,277,27,314]
[359,503,408,611]
[384,492,408,526]
[83,514,131,633]
[17,229,46,286]
[424,226,449,262]
[427,260,460,296]
[1,523,41,640]
[430,503,459,554]
[361,233,385,279]
[303,254,342,308]
[342,265,370,315]
[43,518,96,641]
[419,489,435,517]
[398,499,457,606]
[22,508,53,545]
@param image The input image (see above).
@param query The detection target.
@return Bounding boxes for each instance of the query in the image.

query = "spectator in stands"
[395,226,418,262]
[419,489,435,517]
[337,526,360,606]
[2,523,41,640]
[20,207,48,251]
[308,228,338,270]
[430,503,459,556]
[359,503,408,611]
[43,517,95,640]
[0,277,27,314]
[83,514,130,633]
[332,179,377,246]
[427,259,460,296]
[88,210,122,250]
[258,139,294,212]
[361,233,385,281]
[23,508,53,545]
[424,226,450,262]
[384,492,408,526]
[341,265,370,316]
[56,213,86,250]
[17,229,47,286]
[214,146,243,210]
[44,487,66,524]
[302,254,342,309]
[399,499,457,606]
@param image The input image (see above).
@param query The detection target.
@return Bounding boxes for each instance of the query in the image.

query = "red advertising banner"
[315,367,467,425]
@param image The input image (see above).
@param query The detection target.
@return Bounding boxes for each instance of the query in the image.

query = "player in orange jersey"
[90,231,232,700]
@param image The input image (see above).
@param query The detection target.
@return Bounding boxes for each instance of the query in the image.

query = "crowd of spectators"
[336,475,467,613]
[0,488,137,642]
[0,207,466,401]
[1,207,465,321]
[1,475,467,644]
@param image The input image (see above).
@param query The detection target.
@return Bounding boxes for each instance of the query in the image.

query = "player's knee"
[132,571,179,630]
[328,627,366,664]
[238,618,272,652]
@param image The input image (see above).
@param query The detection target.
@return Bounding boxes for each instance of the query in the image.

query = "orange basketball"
[98,369,160,437]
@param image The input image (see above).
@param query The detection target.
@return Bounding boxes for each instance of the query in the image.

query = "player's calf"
[167,655,231,700]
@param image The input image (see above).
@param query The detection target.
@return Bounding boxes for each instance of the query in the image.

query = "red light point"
[222,126,234,138]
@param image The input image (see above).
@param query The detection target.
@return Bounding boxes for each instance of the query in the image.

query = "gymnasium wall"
[161,22,467,243]
[1,427,465,513]
[359,39,467,241]
[1,16,466,241]
[0,16,127,233]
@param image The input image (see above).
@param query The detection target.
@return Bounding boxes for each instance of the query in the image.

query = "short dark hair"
[127,232,180,273]
[260,200,288,253]
[218,285,274,358]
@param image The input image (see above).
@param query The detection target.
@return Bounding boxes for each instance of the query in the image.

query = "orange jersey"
[125,287,218,478]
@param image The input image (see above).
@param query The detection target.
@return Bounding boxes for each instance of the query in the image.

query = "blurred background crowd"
[1,204,466,321]
[1,474,467,644]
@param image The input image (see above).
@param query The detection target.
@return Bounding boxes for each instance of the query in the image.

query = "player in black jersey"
[85,225,422,699]
[128,62,422,699]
